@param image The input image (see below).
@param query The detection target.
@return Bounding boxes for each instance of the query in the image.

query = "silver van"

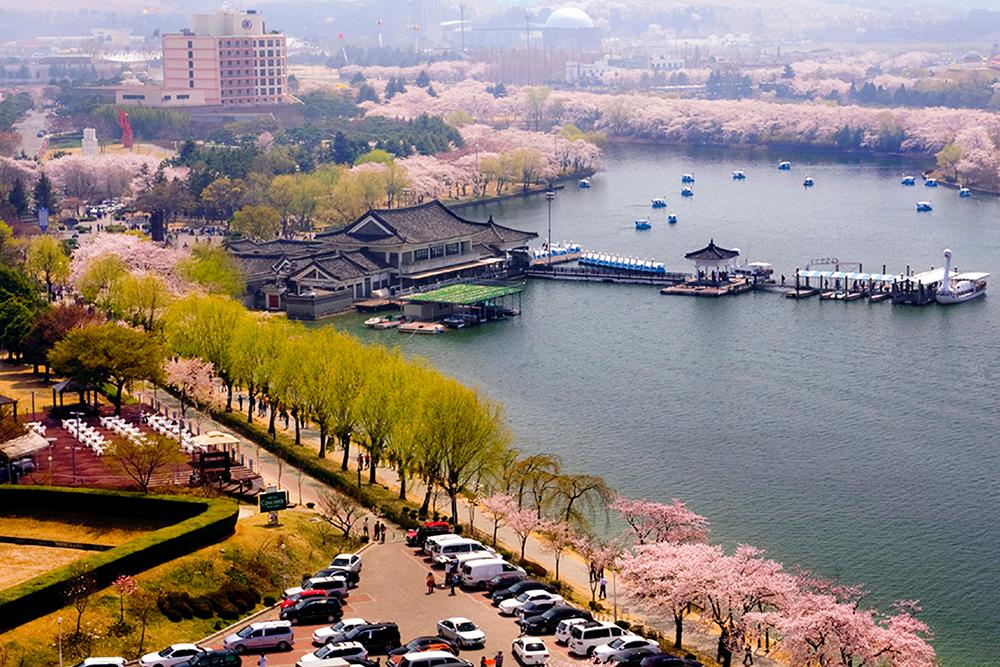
[460,558,525,588]
[431,538,490,565]
[567,622,625,657]
[423,533,465,557]
[223,620,295,653]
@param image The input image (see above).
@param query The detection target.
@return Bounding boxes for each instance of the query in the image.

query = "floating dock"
[529,251,583,268]
[661,278,752,297]
[526,266,688,286]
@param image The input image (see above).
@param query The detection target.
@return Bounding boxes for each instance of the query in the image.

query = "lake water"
[343,144,1000,666]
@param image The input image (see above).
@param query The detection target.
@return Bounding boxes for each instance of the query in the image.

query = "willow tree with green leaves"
[354,348,409,485]
[384,362,437,501]
[76,254,127,318]
[116,273,172,332]
[271,326,312,445]
[231,313,289,428]
[329,334,367,470]
[165,294,244,410]
[178,243,244,296]
[418,378,511,525]
[26,235,70,302]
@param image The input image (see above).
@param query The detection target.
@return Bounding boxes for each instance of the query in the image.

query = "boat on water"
[634,219,652,230]
[778,161,791,170]
[803,177,815,187]
[531,242,583,261]
[959,187,972,197]
[732,170,746,180]
[667,214,678,224]
[681,174,695,183]
[925,178,939,187]
[398,321,446,335]
[901,175,916,185]
[580,252,667,274]
[651,198,667,208]
[578,178,592,188]
[681,187,694,197]
[936,248,988,304]
[916,201,933,212]
[442,313,479,329]
[366,314,405,329]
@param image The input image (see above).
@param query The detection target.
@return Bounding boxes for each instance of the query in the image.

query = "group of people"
[425,560,462,595]
[362,517,388,543]
[588,562,608,599]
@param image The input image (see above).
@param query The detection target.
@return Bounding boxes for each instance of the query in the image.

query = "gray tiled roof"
[685,239,739,261]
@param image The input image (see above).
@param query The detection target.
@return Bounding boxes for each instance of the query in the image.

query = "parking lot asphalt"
[203,538,584,667]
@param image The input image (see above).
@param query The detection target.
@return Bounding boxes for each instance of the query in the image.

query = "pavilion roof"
[685,239,740,261]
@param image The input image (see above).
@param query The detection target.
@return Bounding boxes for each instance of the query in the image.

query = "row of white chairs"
[25,421,46,436]
[100,415,142,440]
[145,413,199,453]
[60,418,107,456]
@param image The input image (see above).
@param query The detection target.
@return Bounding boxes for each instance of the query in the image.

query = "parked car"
[431,539,493,567]
[491,580,555,606]
[340,622,401,654]
[406,521,451,547]
[555,618,594,645]
[313,618,372,646]
[518,606,592,635]
[511,638,550,666]
[436,617,485,649]
[223,621,294,653]
[388,637,459,662]
[283,589,331,609]
[330,552,363,573]
[298,642,368,666]
[310,567,360,587]
[394,650,471,667]
[423,534,466,558]
[178,650,242,667]
[515,597,563,620]
[140,643,206,666]
[499,590,563,616]
[440,550,497,571]
[484,568,528,592]
[639,655,703,667]
[73,660,125,667]
[280,597,344,625]
[568,622,627,657]
[286,576,350,599]
[592,637,660,664]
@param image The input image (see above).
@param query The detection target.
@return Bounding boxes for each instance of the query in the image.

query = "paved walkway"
[149,387,779,666]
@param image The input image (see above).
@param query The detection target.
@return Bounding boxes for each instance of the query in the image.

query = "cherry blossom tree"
[163,356,219,417]
[70,234,190,294]
[611,496,709,545]
[505,503,548,562]
[479,492,516,547]
[618,541,723,650]
[537,520,577,580]
[576,536,623,602]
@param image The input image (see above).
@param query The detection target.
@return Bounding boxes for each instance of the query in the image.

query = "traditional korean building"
[227,200,537,319]
[684,239,741,283]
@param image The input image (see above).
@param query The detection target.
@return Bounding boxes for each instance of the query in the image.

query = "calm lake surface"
[342,144,1000,666]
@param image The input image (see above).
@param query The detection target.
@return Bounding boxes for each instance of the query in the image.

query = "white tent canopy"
[189,431,240,449]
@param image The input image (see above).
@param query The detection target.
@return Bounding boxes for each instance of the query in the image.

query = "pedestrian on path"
[373,521,381,542]
[449,571,458,595]
[238,395,244,411]
[494,651,503,667]
[743,646,754,665]
[426,572,436,595]
[381,523,387,543]
[258,654,267,667]
[480,657,487,667]
[363,518,370,540]
[598,576,608,599]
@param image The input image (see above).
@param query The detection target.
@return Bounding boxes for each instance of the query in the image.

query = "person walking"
[426,571,436,595]
[480,657,487,667]
[598,576,608,600]
[373,521,381,542]
[449,570,458,595]
[494,651,503,667]
[257,654,268,667]
[363,518,370,540]
[380,521,387,543]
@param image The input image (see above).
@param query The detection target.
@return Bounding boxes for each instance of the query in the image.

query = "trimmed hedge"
[0,486,239,631]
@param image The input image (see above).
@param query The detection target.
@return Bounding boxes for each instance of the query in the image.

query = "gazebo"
[51,378,99,411]
[0,394,17,422]
[684,239,741,283]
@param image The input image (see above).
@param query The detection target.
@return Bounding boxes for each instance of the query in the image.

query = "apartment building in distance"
[116,10,288,108]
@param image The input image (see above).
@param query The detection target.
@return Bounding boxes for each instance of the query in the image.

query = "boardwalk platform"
[354,298,401,312]
[529,252,583,268]
[661,278,752,297]
[527,267,688,286]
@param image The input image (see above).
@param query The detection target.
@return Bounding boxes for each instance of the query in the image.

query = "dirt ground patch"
[0,543,88,589]
[0,364,51,412]
[0,512,166,547]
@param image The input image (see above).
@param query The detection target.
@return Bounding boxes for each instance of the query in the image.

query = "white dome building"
[542,6,601,51]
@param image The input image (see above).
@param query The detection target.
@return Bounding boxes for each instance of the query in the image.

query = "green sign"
[258,490,288,512]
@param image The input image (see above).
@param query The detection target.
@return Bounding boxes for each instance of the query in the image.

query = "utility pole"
[546,189,555,267]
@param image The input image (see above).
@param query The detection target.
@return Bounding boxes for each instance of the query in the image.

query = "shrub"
[263,595,277,607]
[305,502,315,509]
[615,620,631,631]
[190,597,214,619]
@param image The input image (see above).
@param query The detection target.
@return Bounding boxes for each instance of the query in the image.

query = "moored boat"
[732,170,746,180]
[364,316,383,328]
[667,214,678,224]
[634,219,651,230]
[373,315,405,330]
[778,161,791,170]
[578,178,592,188]
[925,177,939,187]
[901,175,916,185]
[936,248,988,304]
[681,173,695,183]
[959,187,971,197]
[803,176,815,187]
[916,201,933,212]
[681,187,694,197]
[651,197,667,208]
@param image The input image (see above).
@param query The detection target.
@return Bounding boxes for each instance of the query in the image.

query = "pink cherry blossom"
[611,495,709,545]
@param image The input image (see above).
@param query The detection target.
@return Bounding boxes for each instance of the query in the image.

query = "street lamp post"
[57,616,63,667]
[69,411,82,485]
[545,189,556,268]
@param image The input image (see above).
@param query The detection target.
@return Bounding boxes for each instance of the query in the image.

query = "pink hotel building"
[161,10,287,106]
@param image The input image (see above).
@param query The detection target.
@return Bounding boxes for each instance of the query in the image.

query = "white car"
[330,552,362,573]
[72,660,125,667]
[312,618,371,646]
[555,618,593,645]
[436,617,486,649]
[498,590,563,616]
[591,636,660,664]
[512,637,550,666]
[297,641,368,667]
[139,644,205,667]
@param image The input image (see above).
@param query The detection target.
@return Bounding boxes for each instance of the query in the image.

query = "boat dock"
[661,278,753,297]
[526,266,689,286]
[529,251,583,268]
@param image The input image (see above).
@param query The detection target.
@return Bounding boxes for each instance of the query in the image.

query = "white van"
[567,622,626,657]
[423,533,465,557]
[431,538,491,565]
[223,620,295,653]
[396,650,471,667]
[460,558,525,589]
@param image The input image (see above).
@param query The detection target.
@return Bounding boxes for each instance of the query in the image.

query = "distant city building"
[565,54,684,84]
[542,8,601,51]
[81,128,99,156]
[118,9,287,108]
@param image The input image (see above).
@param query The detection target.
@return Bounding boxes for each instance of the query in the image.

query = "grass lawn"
[0,511,173,547]
[0,544,89,589]
[0,504,354,665]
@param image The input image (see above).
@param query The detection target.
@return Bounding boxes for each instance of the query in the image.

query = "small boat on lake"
[732,170,746,180]
[936,249,988,304]
[681,174,695,183]
[578,178,591,188]
[651,198,667,208]
[925,178,939,187]
[681,187,694,197]
[803,177,815,187]
[901,175,916,185]
[778,161,791,170]
[373,315,406,330]
[668,214,678,224]
[916,201,933,212]
[959,187,971,197]
[634,219,651,230]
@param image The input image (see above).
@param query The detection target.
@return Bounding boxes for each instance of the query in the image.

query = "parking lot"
[201,538,585,667]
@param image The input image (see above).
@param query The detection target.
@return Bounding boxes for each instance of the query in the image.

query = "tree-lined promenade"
[0,228,938,667]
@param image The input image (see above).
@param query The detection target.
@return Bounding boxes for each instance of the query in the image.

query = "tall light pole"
[69,410,82,485]
[545,189,555,268]
[57,616,63,667]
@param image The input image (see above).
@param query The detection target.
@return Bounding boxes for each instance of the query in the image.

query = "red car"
[405,521,452,547]
[281,589,328,609]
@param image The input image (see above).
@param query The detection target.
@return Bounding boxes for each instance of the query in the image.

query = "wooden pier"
[661,278,752,297]
[529,252,583,268]
[354,298,402,312]
[526,266,689,286]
